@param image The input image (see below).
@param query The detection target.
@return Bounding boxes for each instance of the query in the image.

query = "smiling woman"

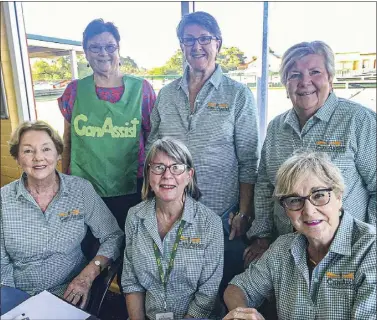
[122,137,223,319]
[57,18,156,235]
[1,120,123,308]
[224,151,376,320]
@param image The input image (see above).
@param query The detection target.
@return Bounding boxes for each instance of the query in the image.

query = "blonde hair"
[274,151,345,199]
[279,40,335,86]
[9,120,64,159]
[142,137,201,201]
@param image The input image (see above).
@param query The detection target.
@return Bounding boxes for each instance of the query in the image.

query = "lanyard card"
[155,312,174,320]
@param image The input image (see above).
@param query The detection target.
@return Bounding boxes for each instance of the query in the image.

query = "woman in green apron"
[58,18,156,230]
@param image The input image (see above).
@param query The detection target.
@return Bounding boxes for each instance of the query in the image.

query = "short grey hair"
[274,150,345,199]
[142,137,202,201]
[176,11,223,51]
[279,41,335,86]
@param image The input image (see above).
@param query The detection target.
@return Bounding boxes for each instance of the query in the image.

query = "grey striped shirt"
[232,213,376,320]
[1,172,123,296]
[147,65,260,216]
[247,92,376,239]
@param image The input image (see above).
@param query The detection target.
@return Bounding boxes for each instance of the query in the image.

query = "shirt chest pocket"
[52,215,86,253]
[198,111,234,146]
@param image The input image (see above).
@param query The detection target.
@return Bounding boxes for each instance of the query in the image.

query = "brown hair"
[9,120,64,159]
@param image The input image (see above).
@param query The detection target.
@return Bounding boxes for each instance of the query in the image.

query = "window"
[0,66,9,119]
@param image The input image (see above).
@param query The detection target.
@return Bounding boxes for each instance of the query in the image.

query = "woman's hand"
[63,263,99,309]
[243,238,270,269]
[228,212,249,240]
[223,307,265,320]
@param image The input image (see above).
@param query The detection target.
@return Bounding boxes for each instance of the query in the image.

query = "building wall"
[1,4,22,187]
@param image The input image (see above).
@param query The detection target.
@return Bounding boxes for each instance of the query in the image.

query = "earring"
[87,63,90,68]
[119,62,121,66]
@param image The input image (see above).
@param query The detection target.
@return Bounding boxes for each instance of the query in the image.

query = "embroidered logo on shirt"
[58,209,82,221]
[180,236,204,249]
[314,140,346,152]
[207,102,229,111]
[326,271,355,289]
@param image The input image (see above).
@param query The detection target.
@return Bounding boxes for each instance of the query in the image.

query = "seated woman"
[121,137,224,319]
[0,121,123,309]
[224,151,376,320]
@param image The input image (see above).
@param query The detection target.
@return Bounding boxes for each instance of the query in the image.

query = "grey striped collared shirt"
[232,213,376,320]
[147,65,260,216]
[1,172,123,296]
[247,92,376,239]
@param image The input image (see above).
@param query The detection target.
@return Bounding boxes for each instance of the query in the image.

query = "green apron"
[71,75,142,197]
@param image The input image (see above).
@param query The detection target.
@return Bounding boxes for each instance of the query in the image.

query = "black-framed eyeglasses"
[180,35,218,46]
[149,163,188,175]
[279,188,333,211]
[87,44,118,54]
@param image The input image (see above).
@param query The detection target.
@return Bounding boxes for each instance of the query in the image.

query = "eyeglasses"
[87,44,118,54]
[149,163,188,175]
[279,188,333,211]
[180,36,218,46]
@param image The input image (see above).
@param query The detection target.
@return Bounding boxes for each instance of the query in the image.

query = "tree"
[217,46,247,73]
[146,46,247,76]
[148,49,183,76]
[120,56,139,75]
[32,57,72,81]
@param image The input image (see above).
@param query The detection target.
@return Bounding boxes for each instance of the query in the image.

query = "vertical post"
[180,2,194,71]
[181,2,190,17]
[70,50,78,80]
[258,2,269,143]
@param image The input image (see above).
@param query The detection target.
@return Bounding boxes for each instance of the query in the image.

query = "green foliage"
[120,56,139,75]
[146,46,247,76]
[217,46,246,73]
[148,50,183,76]
[77,54,93,79]
[32,57,72,81]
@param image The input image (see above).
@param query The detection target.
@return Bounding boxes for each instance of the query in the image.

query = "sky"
[22,1,376,69]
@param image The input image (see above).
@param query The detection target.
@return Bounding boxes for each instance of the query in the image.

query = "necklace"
[309,257,318,266]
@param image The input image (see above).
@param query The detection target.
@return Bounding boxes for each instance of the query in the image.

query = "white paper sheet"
[2,290,91,320]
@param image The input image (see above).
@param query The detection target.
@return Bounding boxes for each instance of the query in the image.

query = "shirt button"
[314,278,319,282]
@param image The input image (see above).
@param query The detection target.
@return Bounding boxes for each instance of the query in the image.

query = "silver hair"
[274,150,345,199]
[279,41,335,86]
[142,137,202,201]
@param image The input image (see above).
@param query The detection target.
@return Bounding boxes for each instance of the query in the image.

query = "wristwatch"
[94,260,102,271]
[238,212,252,223]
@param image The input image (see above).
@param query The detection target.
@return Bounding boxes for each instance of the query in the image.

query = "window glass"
[22,2,181,135]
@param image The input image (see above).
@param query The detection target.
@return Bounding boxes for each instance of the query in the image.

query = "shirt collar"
[177,64,223,91]
[327,212,353,256]
[284,91,338,127]
[136,195,196,224]
[16,170,68,199]
[290,212,354,261]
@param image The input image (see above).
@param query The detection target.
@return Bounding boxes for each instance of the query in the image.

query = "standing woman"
[147,11,260,296]
[244,41,376,267]
[58,18,156,230]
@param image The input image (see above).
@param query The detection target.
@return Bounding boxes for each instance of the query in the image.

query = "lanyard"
[153,219,186,310]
